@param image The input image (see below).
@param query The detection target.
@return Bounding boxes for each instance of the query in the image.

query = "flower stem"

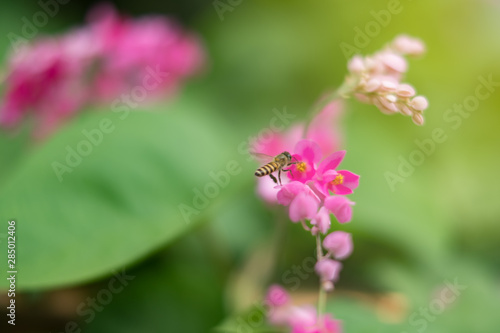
[316,234,326,323]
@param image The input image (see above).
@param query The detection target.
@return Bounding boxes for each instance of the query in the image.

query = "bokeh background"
[1,0,500,332]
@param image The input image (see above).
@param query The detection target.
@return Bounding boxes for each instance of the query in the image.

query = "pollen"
[331,174,344,185]
[296,162,307,173]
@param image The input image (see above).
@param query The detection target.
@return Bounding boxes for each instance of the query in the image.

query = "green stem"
[316,234,326,323]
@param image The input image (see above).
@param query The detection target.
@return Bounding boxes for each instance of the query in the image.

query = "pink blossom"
[0,4,205,138]
[344,34,428,125]
[315,259,342,283]
[289,140,322,183]
[305,100,344,157]
[310,206,331,235]
[289,308,342,333]
[276,181,308,206]
[289,191,320,223]
[314,151,360,196]
[323,231,353,260]
[324,196,355,224]
[264,288,343,333]
[391,35,426,56]
[266,284,290,307]
[251,123,304,157]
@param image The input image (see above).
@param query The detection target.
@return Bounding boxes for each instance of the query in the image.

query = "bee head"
[283,151,292,160]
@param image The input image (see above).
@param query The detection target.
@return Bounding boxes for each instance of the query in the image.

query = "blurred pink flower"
[0,4,205,138]
[324,196,355,224]
[265,285,343,333]
[315,259,342,291]
[310,206,331,235]
[323,231,353,260]
[306,100,344,157]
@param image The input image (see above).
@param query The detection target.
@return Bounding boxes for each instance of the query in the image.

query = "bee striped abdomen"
[255,162,280,177]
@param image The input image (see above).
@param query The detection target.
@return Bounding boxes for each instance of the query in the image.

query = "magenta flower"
[324,196,355,224]
[315,151,360,196]
[288,139,322,183]
[0,4,205,139]
[323,231,353,260]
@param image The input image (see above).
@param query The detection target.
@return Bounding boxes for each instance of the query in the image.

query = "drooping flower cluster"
[266,285,343,333]
[343,35,428,125]
[315,231,353,291]
[0,4,205,138]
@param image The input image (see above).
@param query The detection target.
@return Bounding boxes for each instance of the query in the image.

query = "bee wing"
[249,151,275,163]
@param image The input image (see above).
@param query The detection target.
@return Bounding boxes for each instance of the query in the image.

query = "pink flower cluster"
[266,285,342,333]
[277,144,359,228]
[0,4,205,138]
[344,35,428,125]
[253,101,344,204]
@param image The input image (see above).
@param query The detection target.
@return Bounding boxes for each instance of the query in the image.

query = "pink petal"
[337,170,360,191]
[324,196,354,224]
[317,150,346,175]
[410,96,429,111]
[294,139,322,164]
[288,192,319,222]
[256,176,281,204]
[347,55,365,72]
[315,259,342,282]
[310,206,331,234]
[332,184,353,195]
[306,100,344,158]
[266,284,290,307]
[323,231,353,260]
[276,181,306,206]
[379,52,407,73]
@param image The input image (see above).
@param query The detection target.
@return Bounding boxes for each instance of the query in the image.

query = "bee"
[252,151,297,185]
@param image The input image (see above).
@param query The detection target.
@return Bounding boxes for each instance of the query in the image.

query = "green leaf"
[0,98,242,290]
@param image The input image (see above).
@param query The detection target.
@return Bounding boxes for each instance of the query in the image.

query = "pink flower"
[266,284,290,307]
[315,259,342,283]
[277,181,308,206]
[324,196,355,224]
[0,4,205,139]
[289,191,320,223]
[263,285,344,333]
[310,206,331,235]
[289,140,322,183]
[344,34,429,125]
[289,307,342,333]
[323,231,353,260]
[251,123,304,157]
[315,151,360,196]
[305,100,344,157]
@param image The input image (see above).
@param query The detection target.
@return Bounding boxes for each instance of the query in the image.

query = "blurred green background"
[1,0,500,332]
